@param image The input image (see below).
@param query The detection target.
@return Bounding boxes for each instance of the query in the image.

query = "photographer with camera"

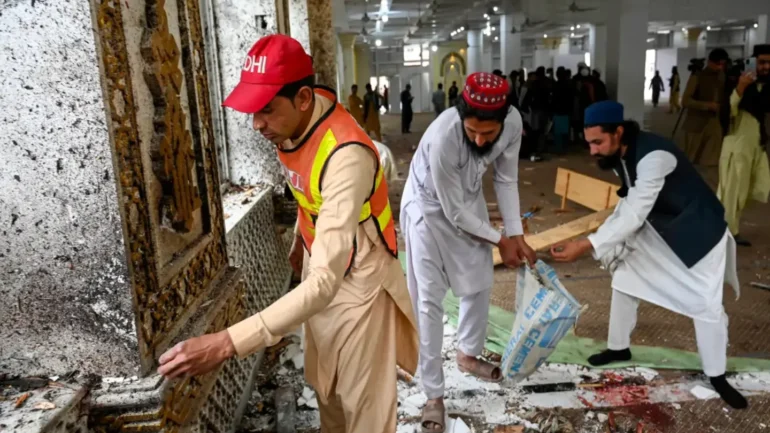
[681,49,729,166]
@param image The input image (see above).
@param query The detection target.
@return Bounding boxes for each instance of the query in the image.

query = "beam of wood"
[554,168,620,212]
[493,208,614,266]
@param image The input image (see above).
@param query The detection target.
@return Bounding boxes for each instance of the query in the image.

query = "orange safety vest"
[277,86,398,271]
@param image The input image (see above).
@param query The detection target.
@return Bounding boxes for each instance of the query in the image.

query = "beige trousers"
[317,290,398,433]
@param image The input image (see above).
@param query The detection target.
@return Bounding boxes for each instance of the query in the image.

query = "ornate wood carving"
[94,0,228,372]
[89,275,246,432]
[142,0,201,233]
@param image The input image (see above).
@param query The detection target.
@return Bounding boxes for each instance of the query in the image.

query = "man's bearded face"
[757,54,770,82]
[462,118,504,156]
[585,125,623,171]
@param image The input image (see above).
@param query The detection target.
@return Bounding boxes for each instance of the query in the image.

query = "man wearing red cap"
[157,34,418,432]
[401,72,536,432]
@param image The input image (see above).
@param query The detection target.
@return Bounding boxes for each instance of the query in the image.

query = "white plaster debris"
[279,342,302,367]
[629,367,659,382]
[597,413,608,423]
[690,385,718,400]
[291,353,305,370]
[446,416,472,433]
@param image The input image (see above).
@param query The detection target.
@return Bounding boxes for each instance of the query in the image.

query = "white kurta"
[401,107,525,297]
[588,150,740,324]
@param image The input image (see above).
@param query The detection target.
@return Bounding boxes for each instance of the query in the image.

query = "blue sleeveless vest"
[615,131,727,268]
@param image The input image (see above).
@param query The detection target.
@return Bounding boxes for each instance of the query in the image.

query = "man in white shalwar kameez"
[552,101,747,410]
[401,72,536,432]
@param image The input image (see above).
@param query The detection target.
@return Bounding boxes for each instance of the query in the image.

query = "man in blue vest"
[551,101,747,409]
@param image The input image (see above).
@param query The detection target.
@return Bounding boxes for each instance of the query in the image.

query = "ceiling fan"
[512,16,548,33]
[567,0,597,13]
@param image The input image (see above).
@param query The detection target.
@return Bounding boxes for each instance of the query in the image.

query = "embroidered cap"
[584,100,624,127]
[462,72,510,110]
[223,34,314,113]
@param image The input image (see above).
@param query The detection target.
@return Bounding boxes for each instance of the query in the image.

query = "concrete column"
[500,14,522,74]
[675,28,703,92]
[756,14,769,45]
[306,0,338,87]
[589,24,607,74]
[481,33,493,72]
[603,0,649,122]
[467,30,482,74]
[338,33,357,101]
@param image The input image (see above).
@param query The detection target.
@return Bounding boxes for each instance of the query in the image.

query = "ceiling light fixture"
[381,14,389,23]
[431,44,438,52]
[543,33,548,38]
[576,24,581,29]
[706,25,711,30]
[493,6,499,12]
[570,26,575,31]
[571,32,575,37]
[754,23,759,28]
[494,36,499,41]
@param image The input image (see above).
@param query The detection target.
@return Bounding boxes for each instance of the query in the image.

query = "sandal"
[457,355,503,383]
[421,400,445,433]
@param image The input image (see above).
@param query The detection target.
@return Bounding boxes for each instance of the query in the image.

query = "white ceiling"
[341,0,766,49]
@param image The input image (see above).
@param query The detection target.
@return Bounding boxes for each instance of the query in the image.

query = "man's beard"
[757,72,770,83]
[463,128,503,156]
[595,148,622,171]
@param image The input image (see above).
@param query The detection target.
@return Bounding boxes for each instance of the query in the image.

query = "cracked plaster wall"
[212,0,285,189]
[0,0,137,376]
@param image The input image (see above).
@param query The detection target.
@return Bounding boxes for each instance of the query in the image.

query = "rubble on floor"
[237,320,770,433]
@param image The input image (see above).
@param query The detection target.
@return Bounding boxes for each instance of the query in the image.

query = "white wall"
[655,48,678,102]
[215,0,284,187]
[397,66,433,113]
[534,49,554,68]
[554,54,587,72]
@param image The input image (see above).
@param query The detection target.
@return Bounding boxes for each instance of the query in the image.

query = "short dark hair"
[276,75,315,100]
[493,69,504,76]
[708,48,729,63]
[365,83,373,90]
[456,96,509,123]
[438,83,443,89]
[352,84,358,90]
[593,120,641,144]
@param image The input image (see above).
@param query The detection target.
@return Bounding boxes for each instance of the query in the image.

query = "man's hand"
[707,102,720,113]
[157,331,236,379]
[736,71,756,97]
[516,236,537,267]
[498,235,536,268]
[550,238,593,263]
[289,234,304,276]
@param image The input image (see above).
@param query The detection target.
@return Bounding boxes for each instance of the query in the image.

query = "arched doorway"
[440,52,466,103]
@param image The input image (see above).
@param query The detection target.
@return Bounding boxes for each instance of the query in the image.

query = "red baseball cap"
[223,34,314,113]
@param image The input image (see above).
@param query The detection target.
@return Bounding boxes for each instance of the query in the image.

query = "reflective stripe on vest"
[278,86,398,267]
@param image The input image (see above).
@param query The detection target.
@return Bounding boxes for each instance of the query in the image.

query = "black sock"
[734,234,752,247]
[710,375,748,409]
[587,348,632,366]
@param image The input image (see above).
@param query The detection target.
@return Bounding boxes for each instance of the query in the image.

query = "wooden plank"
[493,208,614,266]
[554,168,621,212]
